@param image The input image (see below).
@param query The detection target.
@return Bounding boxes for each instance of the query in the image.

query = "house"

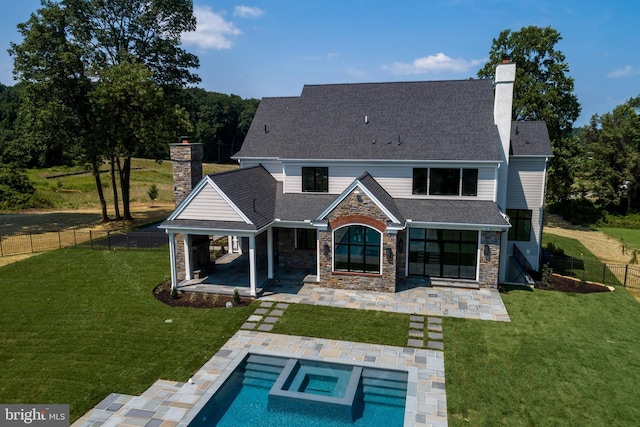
[159,61,552,296]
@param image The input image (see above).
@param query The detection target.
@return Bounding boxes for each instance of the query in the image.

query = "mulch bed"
[153,281,254,308]
[537,274,612,294]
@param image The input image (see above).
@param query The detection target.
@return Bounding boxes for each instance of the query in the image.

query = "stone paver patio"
[73,284,509,427]
[261,281,510,321]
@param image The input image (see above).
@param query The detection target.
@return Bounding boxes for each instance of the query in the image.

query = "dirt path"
[544,214,631,264]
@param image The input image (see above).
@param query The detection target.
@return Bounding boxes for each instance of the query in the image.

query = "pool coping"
[73,331,447,427]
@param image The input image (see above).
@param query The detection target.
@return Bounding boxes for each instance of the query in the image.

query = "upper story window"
[507,209,532,241]
[302,167,328,192]
[412,168,478,196]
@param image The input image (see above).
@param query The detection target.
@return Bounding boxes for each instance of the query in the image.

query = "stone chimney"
[170,136,203,206]
[169,136,206,283]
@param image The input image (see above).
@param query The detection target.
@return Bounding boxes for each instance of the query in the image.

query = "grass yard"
[271,303,409,348]
[0,248,255,422]
[446,235,640,426]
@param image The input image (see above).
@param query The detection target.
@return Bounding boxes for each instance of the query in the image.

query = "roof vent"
[364,115,369,124]
[264,124,269,134]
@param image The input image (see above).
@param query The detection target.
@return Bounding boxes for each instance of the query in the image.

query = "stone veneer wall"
[170,141,207,281]
[318,190,397,292]
[478,231,501,288]
[275,228,317,271]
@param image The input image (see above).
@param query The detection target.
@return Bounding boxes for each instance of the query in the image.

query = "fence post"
[602,264,606,284]
[58,229,62,249]
[107,231,111,250]
[90,230,93,249]
[74,229,77,247]
[625,264,629,287]
[29,232,34,253]
[0,235,3,257]
[126,232,130,250]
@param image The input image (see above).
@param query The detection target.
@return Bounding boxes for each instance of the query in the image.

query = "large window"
[408,229,478,279]
[302,167,328,192]
[296,228,316,249]
[507,209,532,241]
[412,168,478,196]
[334,225,381,273]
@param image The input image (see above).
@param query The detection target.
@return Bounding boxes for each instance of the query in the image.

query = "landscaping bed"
[539,273,612,293]
[153,281,254,308]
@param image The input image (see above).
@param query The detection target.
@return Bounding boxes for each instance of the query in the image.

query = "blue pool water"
[189,354,407,427]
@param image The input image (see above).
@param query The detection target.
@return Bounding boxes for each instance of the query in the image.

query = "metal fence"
[543,256,640,289]
[0,229,168,256]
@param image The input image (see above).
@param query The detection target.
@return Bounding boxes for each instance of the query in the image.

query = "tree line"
[1,4,638,224]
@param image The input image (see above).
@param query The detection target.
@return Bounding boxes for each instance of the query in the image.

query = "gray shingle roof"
[209,165,276,229]
[357,172,405,223]
[234,79,502,161]
[510,121,552,156]
[395,199,509,227]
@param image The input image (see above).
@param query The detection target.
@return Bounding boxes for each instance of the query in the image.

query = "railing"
[0,229,168,256]
[542,255,640,289]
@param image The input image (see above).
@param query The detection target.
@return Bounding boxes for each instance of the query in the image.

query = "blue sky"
[1,0,639,127]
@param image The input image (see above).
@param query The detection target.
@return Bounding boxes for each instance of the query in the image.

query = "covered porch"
[164,226,319,297]
[175,251,316,297]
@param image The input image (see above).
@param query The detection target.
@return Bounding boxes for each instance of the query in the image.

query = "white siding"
[241,160,284,181]
[283,161,497,200]
[177,184,245,222]
[506,158,548,270]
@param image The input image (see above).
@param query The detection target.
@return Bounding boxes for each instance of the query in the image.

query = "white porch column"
[248,235,257,297]
[169,233,178,290]
[316,232,321,282]
[267,228,274,279]
[183,234,192,281]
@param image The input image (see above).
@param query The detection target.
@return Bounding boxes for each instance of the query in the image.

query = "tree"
[478,26,581,202]
[10,0,199,220]
[581,99,640,212]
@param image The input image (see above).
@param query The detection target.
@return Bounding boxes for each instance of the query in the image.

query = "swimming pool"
[188,354,408,426]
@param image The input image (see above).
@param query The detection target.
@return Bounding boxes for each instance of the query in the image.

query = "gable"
[174,179,247,223]
[316,174,402,224]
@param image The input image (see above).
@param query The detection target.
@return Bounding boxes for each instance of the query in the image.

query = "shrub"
[0,163,35,210]
[147,183,158,204]
[233,288,241,305]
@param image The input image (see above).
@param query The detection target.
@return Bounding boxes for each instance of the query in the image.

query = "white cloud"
[182,5,241,50]
[233,5,264,18]
[383,52,485,75]
[607,65,640,78]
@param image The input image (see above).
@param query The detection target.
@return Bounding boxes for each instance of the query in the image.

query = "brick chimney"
[170,136,203,206]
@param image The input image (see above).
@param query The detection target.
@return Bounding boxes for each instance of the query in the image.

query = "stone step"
[363,385,407,399]
[361,368,408,383]
[362,377,407,391]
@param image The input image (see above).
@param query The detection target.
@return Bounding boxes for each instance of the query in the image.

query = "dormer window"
[412,168,478,196]
[302,167,329,192]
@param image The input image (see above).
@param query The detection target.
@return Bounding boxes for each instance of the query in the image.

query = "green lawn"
[446,236,640,426]
[271,303,409,347]
[0,249,254,421]
[3,242,640,425]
